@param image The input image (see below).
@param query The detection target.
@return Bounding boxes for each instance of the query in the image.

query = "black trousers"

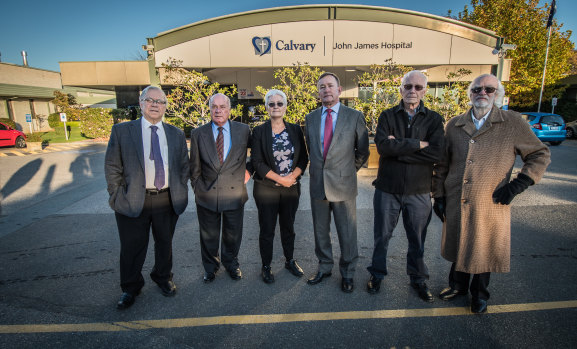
[253,181,300,266]
[448,262,491,300]
[197,204,244,273]
[115,191,178,294]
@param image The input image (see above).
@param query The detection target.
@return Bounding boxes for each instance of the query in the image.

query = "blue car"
[521,112,566,146]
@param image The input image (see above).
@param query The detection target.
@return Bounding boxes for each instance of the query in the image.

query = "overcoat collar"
[455,106,504,138]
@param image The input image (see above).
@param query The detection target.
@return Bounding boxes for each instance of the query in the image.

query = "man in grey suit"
[105,86,190,309]
[190,93,251,283]
[305,72,370,293]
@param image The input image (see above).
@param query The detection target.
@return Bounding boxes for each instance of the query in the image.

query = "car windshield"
[540,115,564,125]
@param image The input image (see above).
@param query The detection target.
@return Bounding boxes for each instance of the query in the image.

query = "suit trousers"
[448,262,491,301]
[253,181,300,266]
[115,190,178,294]
[311,198,358,278]
[197,204,244,273]
[367,190,432,284]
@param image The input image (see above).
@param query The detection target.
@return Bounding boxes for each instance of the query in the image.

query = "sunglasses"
[268,102,284,108]
[471,86,497,94]
[403,84,424,91]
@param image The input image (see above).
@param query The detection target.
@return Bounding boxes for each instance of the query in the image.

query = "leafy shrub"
[163,117,193,136]
[79,108,114,139]
[25,132,44,142]
[47,113,61,128]
[111,108,131,124]
[0,118,16,128]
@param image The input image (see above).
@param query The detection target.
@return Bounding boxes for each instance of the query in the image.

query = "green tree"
[51,90,78,112]
[426,68,473,121]
[352,60,412,134]
[256,62,323,125]
[162,58,242,128]
[449,0,574,108]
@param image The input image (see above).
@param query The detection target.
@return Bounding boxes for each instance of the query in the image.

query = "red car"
[0,121,27,148]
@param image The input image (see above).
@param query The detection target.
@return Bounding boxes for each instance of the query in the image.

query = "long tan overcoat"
[432,107,550,274]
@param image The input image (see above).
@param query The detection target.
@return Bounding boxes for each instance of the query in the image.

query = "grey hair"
[400,70,428,88]
[264,89,287,107]
[209,93,231,109]
[139,86,166,101]
[467,74,506,107]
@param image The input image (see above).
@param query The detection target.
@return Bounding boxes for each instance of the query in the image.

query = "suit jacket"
[190,120,250,212]
[104,118,190,218]
[251,120,308,187]
[305,104,370,201]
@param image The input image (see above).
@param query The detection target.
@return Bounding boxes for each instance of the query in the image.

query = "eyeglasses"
[268,102,284,108]
[403,84,424,91]
[471,86,497,94]
[142,98,167,105]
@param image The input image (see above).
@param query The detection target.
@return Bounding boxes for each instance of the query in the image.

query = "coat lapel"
[200,123,221,169]
[284,122,300,170]
[162,122,176,171]
[264,121,275,168]
[310,108,323,157]
[455,110,477,138]
[130,119,145,172]
[329,106,347,154]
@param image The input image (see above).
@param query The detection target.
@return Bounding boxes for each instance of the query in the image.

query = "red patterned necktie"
[323,109,333,160]
[216,126,224,164]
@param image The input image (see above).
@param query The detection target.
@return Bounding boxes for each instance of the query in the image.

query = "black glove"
[492,173,534,205]
[433,197,446,222]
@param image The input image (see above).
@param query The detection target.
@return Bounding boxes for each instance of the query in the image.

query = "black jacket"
[250,120,308,187]
[373,101,444,195]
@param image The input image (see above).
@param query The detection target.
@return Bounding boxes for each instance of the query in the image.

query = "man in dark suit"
[189,93,251,283]
[305,72,370,293]
[105,86,190,309]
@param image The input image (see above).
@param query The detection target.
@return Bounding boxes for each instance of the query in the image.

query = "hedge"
[79,108,114,139]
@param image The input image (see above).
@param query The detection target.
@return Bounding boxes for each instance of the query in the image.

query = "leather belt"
[145,188,169,195]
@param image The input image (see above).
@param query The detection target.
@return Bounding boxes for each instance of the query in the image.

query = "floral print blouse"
[272,129,294,176]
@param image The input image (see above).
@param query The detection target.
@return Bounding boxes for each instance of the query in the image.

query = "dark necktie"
[216,126,224,164]
[149,125,165,190]
[323,108,333,160]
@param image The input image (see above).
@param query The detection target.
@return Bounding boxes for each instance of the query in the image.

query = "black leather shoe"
[285,259,304,277]
[157,280,176,297]
[341,278,354,293]
[439,287,468,301]
[471,299,488,314]
[307,271,331,285]
[116,292,136,310]
[367,275,382,294]
[203,271,216,283]
[228,267,242,280]
[262,265,274,284]
[411,282,434,302]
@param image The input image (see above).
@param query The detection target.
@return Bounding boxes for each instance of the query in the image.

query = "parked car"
[520,112,566,146]
[565,120,577,139]
[0,122,27,148]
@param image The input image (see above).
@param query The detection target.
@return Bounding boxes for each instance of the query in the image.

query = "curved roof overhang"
[151,4,501,52]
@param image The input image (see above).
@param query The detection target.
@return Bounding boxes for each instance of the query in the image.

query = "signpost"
[25,114,32,133]
[502,96,510,111]
[552,97,557,113]
[60,112,68,140]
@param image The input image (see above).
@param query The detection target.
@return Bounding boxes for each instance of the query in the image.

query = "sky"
[1,0,574,72]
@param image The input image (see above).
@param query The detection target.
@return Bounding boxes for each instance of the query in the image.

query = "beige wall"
[8,99,52,132]
[0,64,61,89]
[60,61,150,87]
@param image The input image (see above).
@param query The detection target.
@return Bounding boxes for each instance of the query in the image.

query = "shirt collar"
[141,117,162,129]
[212,120,230,132]
[471,110,491,123]
[322,102,341,115]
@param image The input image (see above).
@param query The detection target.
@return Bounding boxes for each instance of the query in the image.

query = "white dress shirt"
[141,117,169,189]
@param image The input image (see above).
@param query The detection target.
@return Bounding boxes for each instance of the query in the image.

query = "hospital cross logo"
[252,36,271,56]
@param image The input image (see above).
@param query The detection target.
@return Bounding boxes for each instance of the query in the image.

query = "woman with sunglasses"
[250,89,309,283]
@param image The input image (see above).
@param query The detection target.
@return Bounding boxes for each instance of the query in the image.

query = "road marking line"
[1,300,576,334]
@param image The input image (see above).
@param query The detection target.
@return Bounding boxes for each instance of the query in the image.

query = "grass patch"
[40,121,91,143]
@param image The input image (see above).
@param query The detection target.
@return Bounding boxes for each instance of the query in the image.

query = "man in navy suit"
[189,93,251,283]
[105,86,190,309]
[305,72,370,293]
